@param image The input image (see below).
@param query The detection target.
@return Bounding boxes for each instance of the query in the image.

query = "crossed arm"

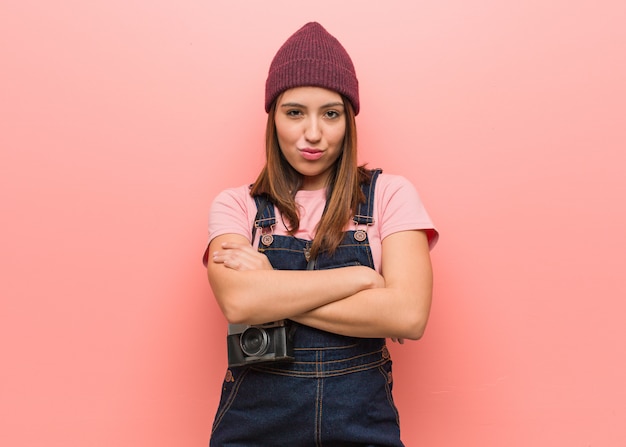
[206,230,433,340]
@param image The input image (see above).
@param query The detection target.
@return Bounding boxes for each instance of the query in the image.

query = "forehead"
[278,86,343,105]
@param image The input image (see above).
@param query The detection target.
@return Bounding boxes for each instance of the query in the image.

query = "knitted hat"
[265,22,360,115]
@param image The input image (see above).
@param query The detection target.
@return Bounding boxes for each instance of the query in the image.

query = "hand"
[390,338,405,344]
[212,241,273,271]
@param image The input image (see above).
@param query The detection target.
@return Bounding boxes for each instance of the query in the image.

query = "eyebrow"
[280,101,345,109]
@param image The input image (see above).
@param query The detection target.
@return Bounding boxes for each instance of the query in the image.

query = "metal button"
[261,233,274,246]
[224,370,234,383]
[354,229,367,242]
[381,346,390,359]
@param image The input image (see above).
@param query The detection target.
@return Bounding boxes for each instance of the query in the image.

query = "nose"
[304,117,322,143]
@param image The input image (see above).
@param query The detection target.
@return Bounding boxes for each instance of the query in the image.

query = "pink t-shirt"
[204,173,438,272]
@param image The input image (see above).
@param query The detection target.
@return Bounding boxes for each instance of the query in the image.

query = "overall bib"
[210,170,404,447]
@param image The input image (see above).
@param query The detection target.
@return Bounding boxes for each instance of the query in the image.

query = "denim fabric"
[210,170,404,446]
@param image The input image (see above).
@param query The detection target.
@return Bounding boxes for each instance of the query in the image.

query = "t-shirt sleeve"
[202,185,254,266]
[376,174,439,249]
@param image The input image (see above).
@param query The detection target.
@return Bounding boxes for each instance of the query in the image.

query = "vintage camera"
[227,320,295,367]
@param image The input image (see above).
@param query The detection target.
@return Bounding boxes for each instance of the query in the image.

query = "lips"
[299,148,324,161]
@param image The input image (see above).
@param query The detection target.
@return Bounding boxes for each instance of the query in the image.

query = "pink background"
[2,1,625,445]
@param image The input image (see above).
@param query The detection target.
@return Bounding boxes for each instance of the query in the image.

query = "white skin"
[208,87,433,341]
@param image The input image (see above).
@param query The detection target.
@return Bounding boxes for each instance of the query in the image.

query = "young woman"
[203,22,438,446]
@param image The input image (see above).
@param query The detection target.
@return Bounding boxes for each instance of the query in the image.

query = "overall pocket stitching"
[377,363,400,427]
[211,367,250,434]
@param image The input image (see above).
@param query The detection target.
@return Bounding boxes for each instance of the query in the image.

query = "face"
[274,86,347,191]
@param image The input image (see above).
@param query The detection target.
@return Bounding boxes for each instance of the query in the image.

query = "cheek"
[275,122,298,146]
[329,125,347,146]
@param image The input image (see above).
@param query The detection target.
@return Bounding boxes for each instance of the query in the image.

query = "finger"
[220,241,250,250]
[214,251,263,271]
[212,251,229,264]
[213,244,273,271]
[218,244,259,260]
[227,247,272,268]
[223,258,241,270]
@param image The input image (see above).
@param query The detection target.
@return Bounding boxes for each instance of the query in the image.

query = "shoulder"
[208,184,257,243]
[375,171,414,189]
[210,184,256,215]
[373,172,439,248]
[374,172,421,206]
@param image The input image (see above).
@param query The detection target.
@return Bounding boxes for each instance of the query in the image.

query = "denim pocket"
[211,367,249,435]
[377,360,401,427]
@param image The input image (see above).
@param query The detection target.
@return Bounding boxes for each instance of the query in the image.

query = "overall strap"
[251,195,275,244]
[353,168,382,225]
[253,195,276,227]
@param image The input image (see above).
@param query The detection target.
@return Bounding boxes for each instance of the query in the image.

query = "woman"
[204,22,438,446]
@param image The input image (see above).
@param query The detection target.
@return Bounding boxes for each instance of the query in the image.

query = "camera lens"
[240,327,270,357]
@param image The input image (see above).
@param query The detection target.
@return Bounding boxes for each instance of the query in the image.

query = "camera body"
[227,320,295,367]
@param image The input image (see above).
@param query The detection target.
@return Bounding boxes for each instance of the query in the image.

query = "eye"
[286,109,303,117]
[324,110,341,119]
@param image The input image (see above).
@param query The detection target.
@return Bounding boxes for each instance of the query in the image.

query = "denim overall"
[210,170,404,447]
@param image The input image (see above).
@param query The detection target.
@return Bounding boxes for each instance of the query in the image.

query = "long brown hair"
[250,95,371,259]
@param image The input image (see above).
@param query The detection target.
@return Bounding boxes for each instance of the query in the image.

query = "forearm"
[291,286,432,340]
[209,266,380,325]
[293,231,434,340]
[208,230,432,334]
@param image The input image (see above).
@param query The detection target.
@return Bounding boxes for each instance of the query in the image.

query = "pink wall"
[2,1,625,445]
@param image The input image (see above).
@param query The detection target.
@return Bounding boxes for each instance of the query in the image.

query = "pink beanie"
[265,22,360,115]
